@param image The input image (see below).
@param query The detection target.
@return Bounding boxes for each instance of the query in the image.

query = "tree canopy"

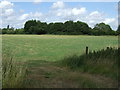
[1,20,118,35]
[117,25,120,35]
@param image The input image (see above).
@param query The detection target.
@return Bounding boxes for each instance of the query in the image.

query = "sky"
[0,0,119,30]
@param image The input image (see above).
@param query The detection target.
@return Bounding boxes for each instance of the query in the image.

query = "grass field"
[2,35,118,61]
[2,35,118,88]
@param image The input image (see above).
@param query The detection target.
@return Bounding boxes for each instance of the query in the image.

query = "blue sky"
[14,2,117,16]
[0,1,118,30]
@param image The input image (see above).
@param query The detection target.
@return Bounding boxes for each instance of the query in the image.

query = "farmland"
[2,35,118,61]
[2,35,118,88]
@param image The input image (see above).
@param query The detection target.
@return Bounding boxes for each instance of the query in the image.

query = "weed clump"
[2,49,28,88]
[61,47,119,80]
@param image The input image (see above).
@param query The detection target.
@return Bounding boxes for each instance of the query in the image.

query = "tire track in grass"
[25,60,117,88]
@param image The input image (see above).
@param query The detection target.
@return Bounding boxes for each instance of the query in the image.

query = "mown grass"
[2,48,28,88]
[61,47,119,80]
[2,35,118,61]
[1,35,118,88]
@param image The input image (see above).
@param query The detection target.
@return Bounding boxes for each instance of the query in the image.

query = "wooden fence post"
[86,46,88,55]
[107,47,109,50]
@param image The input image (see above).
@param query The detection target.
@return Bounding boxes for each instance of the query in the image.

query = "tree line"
[1,20,120,35]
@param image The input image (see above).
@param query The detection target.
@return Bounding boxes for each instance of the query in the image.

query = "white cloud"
[0,1,15,28]
[4,9,14,16]
[33,0,42,4]
[72,10,118,30]
[52,1,65,9]
[103,18,115,24]
[80,11,104,28]
[28,12,43,20]
[88,11,104,20]
[0,1,14,16]
[51,2,117,30]
[0,1,45,28]
[31,12,42,17]
[89,11,99,16]
[0,1,117,30]
[50,2,87,21]
[72,7,86,15]
[19,14,29,20]
[0,0,13,9]
[103,17,118,30]
[52,7,86,19]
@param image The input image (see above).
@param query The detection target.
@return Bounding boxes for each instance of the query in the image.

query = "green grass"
[61,47,118,80]
[2,49,27,88]
[1,35,118,88]
[2,35,118,61]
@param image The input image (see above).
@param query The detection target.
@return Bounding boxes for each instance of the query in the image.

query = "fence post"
[107,47,109,50]
[86,46,88,55]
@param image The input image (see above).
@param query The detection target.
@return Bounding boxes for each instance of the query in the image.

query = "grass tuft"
[2,49,28,88]
[61,47,119,80]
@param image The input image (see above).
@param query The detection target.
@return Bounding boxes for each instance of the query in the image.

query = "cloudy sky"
[0,0,118,30]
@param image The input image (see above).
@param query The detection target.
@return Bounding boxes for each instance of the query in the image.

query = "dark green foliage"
[1,20,118,35]
[61,47,119,79]
[15,28,24,34]
[23,20,117,35]
[2,27,15,34]
[24,20,38,34]
[62,54,85,69]
[47,22,64,34]
[117,25,120,35]
[92,23,116,35]
[74,21,92,35]
[2,28,8,34]
[7,25,9,30]
[24,20,47,34]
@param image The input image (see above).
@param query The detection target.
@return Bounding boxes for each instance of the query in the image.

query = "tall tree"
[24,20,37,34]
[93,23,114,35]
[7,25,9,30]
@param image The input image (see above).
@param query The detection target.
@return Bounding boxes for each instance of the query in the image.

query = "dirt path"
[25,60,118,88]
